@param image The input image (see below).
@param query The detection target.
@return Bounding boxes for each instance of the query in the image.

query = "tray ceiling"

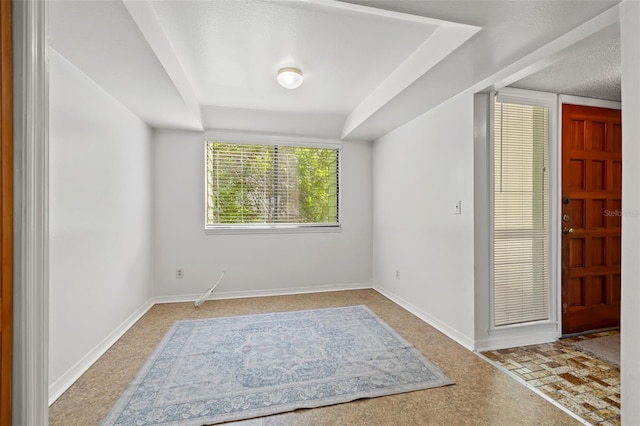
[49,0,621,140]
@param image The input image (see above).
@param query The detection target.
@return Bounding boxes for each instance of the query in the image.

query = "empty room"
[7,0,640,425]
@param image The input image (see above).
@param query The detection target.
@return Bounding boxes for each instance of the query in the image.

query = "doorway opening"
[561,103,622,336]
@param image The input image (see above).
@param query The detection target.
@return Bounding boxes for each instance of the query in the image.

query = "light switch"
[454,200,461,215]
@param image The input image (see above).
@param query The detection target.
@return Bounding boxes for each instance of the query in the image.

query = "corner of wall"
[374,286,475,351]
[472,93,492,348]
[47,298,154,405]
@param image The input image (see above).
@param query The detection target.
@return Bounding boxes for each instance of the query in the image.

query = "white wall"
[372,94,476,349]
[620,1,640,423]
[153,130,373,299]
[48,50,154,399]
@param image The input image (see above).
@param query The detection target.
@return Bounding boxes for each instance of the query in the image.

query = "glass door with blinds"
[492,94,551,327]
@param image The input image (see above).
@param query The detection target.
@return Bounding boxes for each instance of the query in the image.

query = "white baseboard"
[49,283,376,404]
[154,283,373,304]
[373,285,475,351]
[373,286,559,352]
[48,298,155,406]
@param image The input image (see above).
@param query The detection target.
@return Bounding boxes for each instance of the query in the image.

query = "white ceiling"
[49,0,202,130]
[48,0,622,141]
[151,0,439,114]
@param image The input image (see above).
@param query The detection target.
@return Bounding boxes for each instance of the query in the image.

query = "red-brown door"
[562,104,621,335]
[0,0,11,423]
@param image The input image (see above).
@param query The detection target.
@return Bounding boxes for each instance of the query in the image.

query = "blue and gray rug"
[101,305,453,425]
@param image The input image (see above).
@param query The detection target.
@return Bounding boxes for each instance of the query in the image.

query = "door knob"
[562,227,575,235]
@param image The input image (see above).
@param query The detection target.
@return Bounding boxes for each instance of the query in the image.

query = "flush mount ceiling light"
[277,67,303,89]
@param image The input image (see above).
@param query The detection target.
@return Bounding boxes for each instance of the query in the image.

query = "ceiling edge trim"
[304,0,471,26]
[341,22,480,139]
[344,3,621,142]
[122,0,203,131]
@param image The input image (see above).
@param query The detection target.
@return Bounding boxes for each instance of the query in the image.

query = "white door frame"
[12,0,49,424]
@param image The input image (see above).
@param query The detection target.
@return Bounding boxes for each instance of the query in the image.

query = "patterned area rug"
[101,305,453,425]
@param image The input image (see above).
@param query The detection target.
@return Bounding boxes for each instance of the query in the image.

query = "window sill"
[204,224,342,235]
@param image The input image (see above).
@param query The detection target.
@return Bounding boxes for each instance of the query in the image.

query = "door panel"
[562,104,621,335]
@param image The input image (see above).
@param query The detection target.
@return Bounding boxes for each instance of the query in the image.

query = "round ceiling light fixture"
[277,67,303,89]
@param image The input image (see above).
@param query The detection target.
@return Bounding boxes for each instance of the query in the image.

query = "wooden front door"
[0,0,10,422]
[561,104,622,335]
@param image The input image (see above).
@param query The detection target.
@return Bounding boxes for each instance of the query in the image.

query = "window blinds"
[206,142,339,227]
[493,99,550,327]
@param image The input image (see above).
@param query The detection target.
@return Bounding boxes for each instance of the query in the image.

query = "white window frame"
[489,88,560,332]
[203,131,342,235]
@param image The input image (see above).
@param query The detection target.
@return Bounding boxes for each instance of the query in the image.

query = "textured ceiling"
[511,24,621,101]
[340,0,621,139]
[48,0,622,141]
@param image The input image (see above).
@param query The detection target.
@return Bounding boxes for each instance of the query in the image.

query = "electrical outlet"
[176,268,184,279]
[395,269,401,280]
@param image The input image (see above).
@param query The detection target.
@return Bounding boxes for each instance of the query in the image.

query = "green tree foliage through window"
[206,142,339,227]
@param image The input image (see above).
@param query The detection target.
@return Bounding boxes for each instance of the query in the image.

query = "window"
[205,142,340,230]
[493,96,550,326]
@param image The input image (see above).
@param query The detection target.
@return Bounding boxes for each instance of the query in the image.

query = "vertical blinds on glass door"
[493,98,550,327]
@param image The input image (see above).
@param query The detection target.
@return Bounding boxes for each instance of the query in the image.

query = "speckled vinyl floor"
[49,289,580,425]
[481,331,620,425]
